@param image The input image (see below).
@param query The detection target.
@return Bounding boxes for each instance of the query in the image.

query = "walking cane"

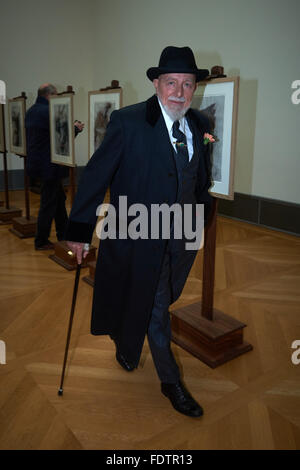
[58,244,89,396]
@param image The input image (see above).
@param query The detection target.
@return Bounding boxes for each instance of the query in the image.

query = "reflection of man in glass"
[11,106,21,147]
[94,102,112,150]
[198,97,224,182]
[55,105,69,156]
[25,83,84,250]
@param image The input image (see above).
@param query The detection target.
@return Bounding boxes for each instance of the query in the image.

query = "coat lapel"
[146,95,177,174]
[146,94,161,127]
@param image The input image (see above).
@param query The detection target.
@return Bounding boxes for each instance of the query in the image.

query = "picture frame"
[49,93,75,167]
[193,76,239,200]
[0,104,5,153]
[8,97,26,156]
[88,88,122,159]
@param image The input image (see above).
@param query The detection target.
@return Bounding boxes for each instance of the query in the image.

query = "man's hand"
[67,241,89,265]
[74,120,85,132]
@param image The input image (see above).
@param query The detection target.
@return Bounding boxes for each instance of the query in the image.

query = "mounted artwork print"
[0,104,5,153]
[193,76,239,200]
[88,88,122,159]
[49,93,75,167]
[8,97,26,156]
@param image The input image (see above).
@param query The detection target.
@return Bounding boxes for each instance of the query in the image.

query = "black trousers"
[147,240,197,384]
[35,178,68,248]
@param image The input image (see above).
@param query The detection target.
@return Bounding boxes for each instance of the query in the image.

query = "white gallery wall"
[0,0,299,204]
[0,0,97,173]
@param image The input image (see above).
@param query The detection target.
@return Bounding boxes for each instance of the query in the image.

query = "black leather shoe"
[35,241,54,251]
[161,380,204,417]
[110,335,135,372]
[116,350,136,372]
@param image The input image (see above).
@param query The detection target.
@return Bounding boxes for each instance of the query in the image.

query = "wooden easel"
[49,86,96,270]
[171,199,253,368]
[0,103,23,223]
[61,85,76,206]
[82,81,120,286]
[171,67,253,368]
[9,92,37,238]
[82,260,96,286]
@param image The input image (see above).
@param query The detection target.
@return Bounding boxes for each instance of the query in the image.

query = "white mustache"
[168,96,186,103]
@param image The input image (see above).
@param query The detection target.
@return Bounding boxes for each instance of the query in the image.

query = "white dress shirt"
[158,98,194,161]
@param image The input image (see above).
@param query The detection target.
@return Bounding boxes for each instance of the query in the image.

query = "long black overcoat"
[66,95,212,366]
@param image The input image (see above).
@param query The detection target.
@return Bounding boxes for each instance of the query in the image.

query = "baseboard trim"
[217,192,300,236]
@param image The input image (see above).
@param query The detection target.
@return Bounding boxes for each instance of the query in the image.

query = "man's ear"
[153,78,158,91]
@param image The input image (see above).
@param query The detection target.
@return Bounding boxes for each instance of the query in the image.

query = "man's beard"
[160,95,190,121]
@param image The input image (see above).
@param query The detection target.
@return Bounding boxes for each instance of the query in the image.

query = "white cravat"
[157,98,194,161]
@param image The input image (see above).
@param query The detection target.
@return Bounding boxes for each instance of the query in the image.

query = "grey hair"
[38,84,57,97]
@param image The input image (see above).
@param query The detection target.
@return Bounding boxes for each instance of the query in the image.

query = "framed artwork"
[88,88,122,159]
[0,104,5,153]
[193,76,239,200]
[49,93,75,167]
[8,97,26,156]
[0,79,6,104]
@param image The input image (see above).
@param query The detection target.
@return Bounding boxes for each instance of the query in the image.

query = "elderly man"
[25,84,84,250]
[66,46,212,417]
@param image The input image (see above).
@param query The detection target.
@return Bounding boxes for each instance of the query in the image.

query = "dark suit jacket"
[66,94,212,365]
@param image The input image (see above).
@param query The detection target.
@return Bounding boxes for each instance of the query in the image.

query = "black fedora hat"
[147,46,209,83]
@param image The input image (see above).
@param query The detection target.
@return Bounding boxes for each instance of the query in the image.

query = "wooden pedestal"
[82,260,96,286]
[0,206,23,225]
[171,302,253,368]
[0,201,3,207]
[170,198,253,368]
[49,241,97,271]
[9,216,37,238]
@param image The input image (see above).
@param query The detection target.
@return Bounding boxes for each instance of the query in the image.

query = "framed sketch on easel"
[0,104,5,153]
[49,93,75,167]
[8,97,26,156]
[88,88,122,159]
[193,76,239,200]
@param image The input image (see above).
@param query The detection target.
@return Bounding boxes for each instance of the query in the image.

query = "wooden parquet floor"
[0,190,299,450]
